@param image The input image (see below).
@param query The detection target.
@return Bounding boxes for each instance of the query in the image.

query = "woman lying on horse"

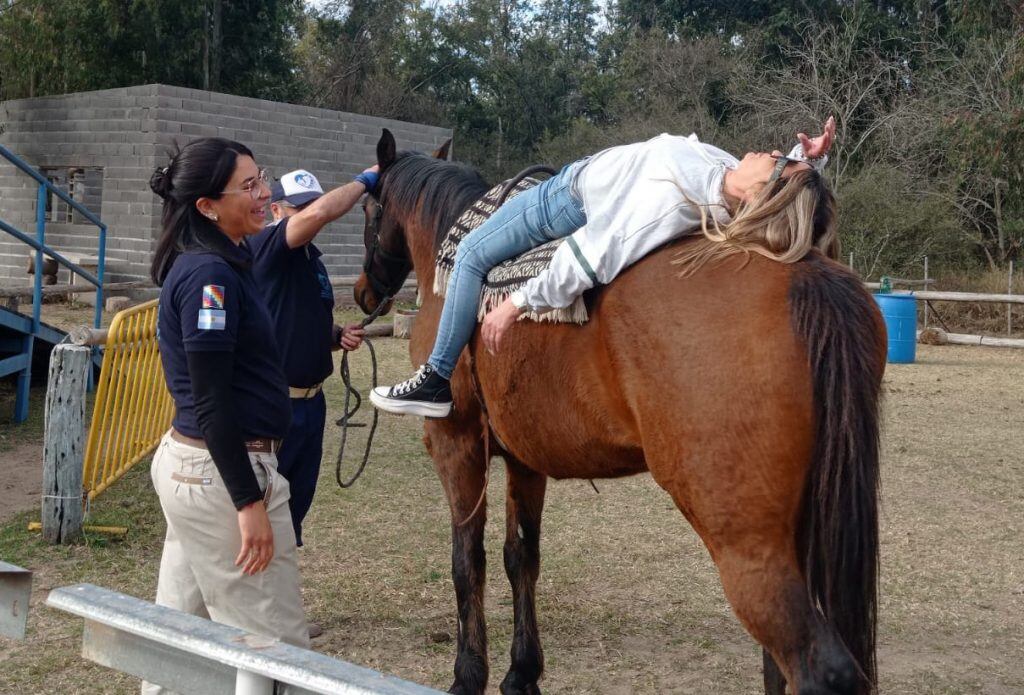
[370,118,837,417]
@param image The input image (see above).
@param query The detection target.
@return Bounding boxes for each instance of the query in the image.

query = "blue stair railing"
[0,143,106,422]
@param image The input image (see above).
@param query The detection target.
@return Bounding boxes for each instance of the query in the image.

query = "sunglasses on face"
[768,156,794,184]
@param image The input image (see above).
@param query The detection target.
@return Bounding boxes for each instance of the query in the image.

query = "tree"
[0,0,304,102]
[926,33,1024,267]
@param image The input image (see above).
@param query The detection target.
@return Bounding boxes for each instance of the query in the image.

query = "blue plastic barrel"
[874,293,917,364]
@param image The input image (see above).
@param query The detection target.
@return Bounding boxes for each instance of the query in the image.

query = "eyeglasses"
[222,168,270,200]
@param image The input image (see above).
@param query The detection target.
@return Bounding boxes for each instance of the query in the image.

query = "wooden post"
[1009,261,1015,337]
[923,256,929,329]
[67,325,109,346]
[393,310,418,339]
[42,344,89,544]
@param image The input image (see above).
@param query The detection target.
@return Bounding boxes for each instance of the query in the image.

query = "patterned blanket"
[432,178,589,324]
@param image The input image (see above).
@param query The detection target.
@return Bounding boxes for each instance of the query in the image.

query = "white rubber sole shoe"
[370,387,453,418]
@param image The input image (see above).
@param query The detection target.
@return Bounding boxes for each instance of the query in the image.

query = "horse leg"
[714,542,857,694]
[648,454,859,694]
[499,458,546,695]
[425,424,490,695]
[763,648,788,694]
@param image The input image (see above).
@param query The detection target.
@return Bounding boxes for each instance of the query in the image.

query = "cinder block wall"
[0,84,452,284]
[0,84,162,284]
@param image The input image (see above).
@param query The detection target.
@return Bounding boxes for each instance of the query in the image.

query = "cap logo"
[294,173,316,189]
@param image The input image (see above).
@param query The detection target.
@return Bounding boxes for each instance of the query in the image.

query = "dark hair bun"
[149,166,173,199]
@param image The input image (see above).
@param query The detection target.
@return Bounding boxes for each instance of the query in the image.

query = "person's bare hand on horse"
[797,116,836,159]
[482,297,525,354]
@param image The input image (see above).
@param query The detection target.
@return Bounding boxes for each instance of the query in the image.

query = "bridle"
[361,193,412,303]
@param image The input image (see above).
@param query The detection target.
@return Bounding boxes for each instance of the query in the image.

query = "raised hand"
[797,116,836,159]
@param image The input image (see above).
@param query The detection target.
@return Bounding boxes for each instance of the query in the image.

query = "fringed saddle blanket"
[432,178,589,324]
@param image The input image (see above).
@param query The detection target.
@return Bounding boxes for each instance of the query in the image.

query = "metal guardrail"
[0,143,107,422]
[0,561,33,640]
[47,584,443,695]
[83,299,173,500]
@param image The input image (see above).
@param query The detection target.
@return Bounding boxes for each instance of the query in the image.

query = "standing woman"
[146,138,307,694]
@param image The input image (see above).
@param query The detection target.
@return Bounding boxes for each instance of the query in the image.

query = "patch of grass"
[0,460,164,695]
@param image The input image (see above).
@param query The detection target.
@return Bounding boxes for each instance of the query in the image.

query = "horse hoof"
[499,674,541,695]
[449,683,485,695]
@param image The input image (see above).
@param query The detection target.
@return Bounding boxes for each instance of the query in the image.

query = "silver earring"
[206,213,219,222]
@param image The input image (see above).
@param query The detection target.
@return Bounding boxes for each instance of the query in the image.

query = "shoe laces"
[392,365,428,396]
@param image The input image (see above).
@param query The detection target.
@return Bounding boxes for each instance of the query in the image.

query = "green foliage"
[837,165,965,278]
[0,0,304,101]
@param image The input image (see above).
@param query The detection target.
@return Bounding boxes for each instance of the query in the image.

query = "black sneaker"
[370,364,453,417]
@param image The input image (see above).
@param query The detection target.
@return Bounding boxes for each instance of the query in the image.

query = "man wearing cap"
[249,167,377,570]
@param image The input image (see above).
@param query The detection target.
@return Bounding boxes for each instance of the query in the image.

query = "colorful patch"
[197,309,226,330]
[202,284,225,310]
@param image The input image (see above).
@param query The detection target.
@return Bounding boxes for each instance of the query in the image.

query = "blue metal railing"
[0,143,107,422]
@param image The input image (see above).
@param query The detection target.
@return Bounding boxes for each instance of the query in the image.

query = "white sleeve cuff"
[510,289,530,311]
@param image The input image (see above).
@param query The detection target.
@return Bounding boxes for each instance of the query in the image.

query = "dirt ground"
[0,338,1021,694]
[0,442,45,523]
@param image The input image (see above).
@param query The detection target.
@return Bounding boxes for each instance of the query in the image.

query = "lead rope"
[334,294,393,489]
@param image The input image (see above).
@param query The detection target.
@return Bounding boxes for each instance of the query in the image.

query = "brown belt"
[170,428,279,454]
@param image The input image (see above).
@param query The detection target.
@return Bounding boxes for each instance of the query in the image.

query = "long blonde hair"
[673,168,839,275]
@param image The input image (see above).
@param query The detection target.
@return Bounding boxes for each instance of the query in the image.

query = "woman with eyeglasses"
[371,117,838,418]
[145,138,307,689]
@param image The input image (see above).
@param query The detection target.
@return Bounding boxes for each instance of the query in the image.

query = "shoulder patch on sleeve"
[202,284,225,309]
[199,284,226,330]
[197,309,226,330]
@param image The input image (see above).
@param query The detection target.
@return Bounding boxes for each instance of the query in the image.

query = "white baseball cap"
[271,169,324,207]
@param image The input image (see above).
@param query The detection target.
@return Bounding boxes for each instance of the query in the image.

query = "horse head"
[354,129,408,315]
[354,128,473,316]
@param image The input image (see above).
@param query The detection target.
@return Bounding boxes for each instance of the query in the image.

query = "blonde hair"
[673,168,839,275]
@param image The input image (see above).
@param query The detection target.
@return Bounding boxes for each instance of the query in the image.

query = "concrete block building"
[0,84,452,285]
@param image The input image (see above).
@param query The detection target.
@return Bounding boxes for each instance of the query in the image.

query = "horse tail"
[788,253,885,691]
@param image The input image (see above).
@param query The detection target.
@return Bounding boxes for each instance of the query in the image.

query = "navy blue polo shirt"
[157,242,292,440]
[249,217,336,389]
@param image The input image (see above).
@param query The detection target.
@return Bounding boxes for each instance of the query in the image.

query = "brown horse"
[354,129,886,695]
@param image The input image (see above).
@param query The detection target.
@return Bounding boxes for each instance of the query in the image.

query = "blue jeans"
[427,162,587,379]
[275,391,327,547]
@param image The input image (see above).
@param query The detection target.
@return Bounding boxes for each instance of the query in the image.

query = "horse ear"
[432,138,452,161]
[377,129,397,169]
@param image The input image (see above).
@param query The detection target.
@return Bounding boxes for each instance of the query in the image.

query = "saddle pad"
[433,178,588,324]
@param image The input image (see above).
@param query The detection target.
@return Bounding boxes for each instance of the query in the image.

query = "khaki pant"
[142,431,309,695]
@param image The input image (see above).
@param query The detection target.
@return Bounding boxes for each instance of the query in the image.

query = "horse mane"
[380,152,491,250]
